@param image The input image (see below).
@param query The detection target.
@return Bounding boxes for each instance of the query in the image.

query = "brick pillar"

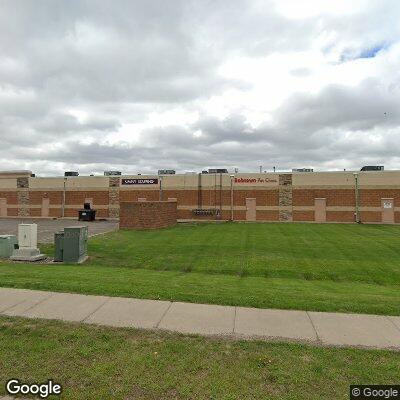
[108,177,120,218]
[278,174,293,221]
[17,177,30,217]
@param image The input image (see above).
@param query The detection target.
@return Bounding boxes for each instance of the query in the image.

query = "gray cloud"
[0,0,400,175]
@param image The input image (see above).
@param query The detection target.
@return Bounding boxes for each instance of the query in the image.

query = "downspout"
[62,177,66,218]
[219,172,222,219]
[198,172,202,209]
[159,176,163,201]
[353,172,360,223]
[230,174,234,221]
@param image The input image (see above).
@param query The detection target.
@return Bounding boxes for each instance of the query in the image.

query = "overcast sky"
[1,0,400,176]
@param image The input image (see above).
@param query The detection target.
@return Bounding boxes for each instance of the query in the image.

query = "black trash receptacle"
[78,209,96,221]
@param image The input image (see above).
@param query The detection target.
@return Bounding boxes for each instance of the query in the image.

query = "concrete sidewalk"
[0,287,399,350]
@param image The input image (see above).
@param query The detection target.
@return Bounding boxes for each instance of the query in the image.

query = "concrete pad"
[388,316,400,331]
[85,297,170,328]
[21,292,108,322]
[158,302,235,335]
[235,307,317,341]
[10,247,45,261]
[309,312,400,349]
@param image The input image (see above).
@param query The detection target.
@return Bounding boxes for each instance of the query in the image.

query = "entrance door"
[41,197,50,217]
[381,198,394,224]
[84,198,93,208]
[314,198,326,222]
[0,198,6,217]
[246,198,256,221]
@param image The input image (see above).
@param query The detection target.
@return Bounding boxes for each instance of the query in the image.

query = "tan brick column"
[278,174,293,221]
[108,177,120,218]
[17,177,30,217]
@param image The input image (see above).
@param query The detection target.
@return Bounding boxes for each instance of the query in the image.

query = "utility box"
[10,223,45,262]
[18,224,38,248]
[0,235,18,259]
[62,226,88,264]
[54,232,64,262]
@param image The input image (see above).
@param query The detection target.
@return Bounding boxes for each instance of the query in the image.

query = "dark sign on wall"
[121,178,158,185]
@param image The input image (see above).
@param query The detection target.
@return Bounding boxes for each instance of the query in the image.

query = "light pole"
[230,174,235,221]
[62,177,66,218]
[353,172,360,223]
[159,176,163,201]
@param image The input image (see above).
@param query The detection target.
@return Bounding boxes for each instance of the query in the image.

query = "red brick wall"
[2,180,400,224]
[0,191,17,203]
[326,211,355,222]
[120,201,177,229]
[360,211,381,222]
[234,190,278,206]
[359,189,400,206]
[257,210,279,221]
[65,191,109,205]
[7,208,18,216]
[293,189,355,206]
[29,191,63,204]
[120,190,160,202]
[293,210,314,221]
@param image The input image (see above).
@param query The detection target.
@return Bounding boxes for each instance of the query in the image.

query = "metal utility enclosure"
[0,235,17,258]
[18,224,37,248]
[54,232,64,262]
[55,226,88,264]
[10,223,45,261]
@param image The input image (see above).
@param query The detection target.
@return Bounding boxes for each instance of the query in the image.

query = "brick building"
[0,170,399,223]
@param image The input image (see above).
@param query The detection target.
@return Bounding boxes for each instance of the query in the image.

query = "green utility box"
[0,235,18,259]
[54,232,64,262]
[54,226,88,264]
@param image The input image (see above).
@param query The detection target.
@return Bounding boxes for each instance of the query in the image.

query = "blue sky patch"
[340,43,387,63]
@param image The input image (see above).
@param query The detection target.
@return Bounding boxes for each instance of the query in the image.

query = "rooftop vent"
[104,171,122,176]
[360,166,384,171]
[292,168,314,172]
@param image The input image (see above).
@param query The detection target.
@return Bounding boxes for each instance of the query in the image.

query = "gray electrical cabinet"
[0,235,18,259]
[54,226,88,264]
[54,232,64,262]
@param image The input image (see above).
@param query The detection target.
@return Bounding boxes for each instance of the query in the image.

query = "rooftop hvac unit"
[360,166,384,171]
[104,171,122,176]
[64,171,79,177]
[292,168,314,172]
[208,168,228,174]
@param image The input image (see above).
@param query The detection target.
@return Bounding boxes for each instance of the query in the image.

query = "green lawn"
[0,316,399,400]
[1,222,400,315]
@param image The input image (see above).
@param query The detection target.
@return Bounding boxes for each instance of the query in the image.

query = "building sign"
[122,178,158,185]
[234,177,277,184]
